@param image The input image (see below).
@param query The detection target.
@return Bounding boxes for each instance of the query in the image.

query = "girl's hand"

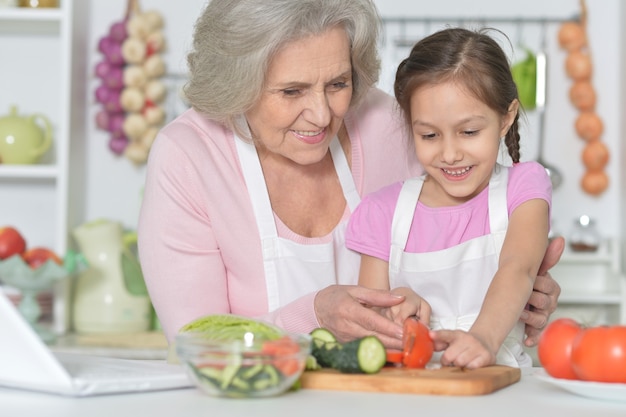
[431,329,497,369]
[382,287,432,327]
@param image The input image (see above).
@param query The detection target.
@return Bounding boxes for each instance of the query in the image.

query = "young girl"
[345,28,551,369]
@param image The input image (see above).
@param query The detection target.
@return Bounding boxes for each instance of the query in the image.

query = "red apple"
[22,247,63,269]
[0,227,27,260]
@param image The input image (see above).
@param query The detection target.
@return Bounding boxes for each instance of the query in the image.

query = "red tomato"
[402,317,433,368]
[0,226,26,260]
[385,349,403,364]
[261,336,301,376]
[22,247,63,269]
[537,318,582,380]
[571,325,626,383]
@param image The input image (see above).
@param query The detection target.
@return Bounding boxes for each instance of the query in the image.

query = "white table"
[2,368,625,417]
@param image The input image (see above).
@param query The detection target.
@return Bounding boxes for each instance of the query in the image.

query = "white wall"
[78,0,207,231]
[77,0,623,247]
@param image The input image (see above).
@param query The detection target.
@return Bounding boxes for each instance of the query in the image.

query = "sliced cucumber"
[310,328,337,344]
[309,329,386,374]
[332,336,386,374]
[311,328,341,368]
[189,361,286,396]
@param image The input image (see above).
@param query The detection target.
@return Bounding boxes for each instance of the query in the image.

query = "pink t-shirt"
[138,88,422,342]
[345,162,552,260]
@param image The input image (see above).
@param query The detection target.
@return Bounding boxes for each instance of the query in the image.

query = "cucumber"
[309,329,386,374]
[311,328,340,368]
[310,328,337,343]
[332,336,386,374]
[189,362,285,396]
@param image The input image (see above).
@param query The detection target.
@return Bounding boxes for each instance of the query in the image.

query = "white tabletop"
[2,368,625,417]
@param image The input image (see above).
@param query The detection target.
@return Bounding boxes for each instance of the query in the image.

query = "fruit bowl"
[0,252,85,342]
[175,330,311,398]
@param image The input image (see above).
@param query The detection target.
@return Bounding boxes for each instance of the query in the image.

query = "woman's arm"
[138,130,231,343]
[523,236,564,346]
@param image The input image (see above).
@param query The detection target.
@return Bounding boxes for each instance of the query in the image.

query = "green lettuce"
[179,314,284,341]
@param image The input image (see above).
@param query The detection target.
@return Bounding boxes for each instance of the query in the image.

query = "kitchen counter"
[48,332,169,360]
[1,368,625,416]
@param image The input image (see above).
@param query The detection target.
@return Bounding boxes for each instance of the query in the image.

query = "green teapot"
[0,105,53,164]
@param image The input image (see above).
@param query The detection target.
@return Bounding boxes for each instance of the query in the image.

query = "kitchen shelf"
[559,292,625,305]
[550,237,625,324]
[559,239,618,265]
[0,8,63,22]
[0,0,84,336]
[0,165,60,179]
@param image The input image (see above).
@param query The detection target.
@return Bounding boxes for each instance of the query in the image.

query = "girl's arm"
[470,198,550,353]
[434,197,550,367]
[358,255,391,290]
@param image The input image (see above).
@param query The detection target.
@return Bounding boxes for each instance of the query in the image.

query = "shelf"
[559,239,615,264]
[552,236,625,324]
[0,8,63,22]
[0,0,77,335]
[560,292,625,305]
[0,165,59,179]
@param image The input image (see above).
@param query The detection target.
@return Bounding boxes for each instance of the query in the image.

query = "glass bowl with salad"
[175,314,312,398]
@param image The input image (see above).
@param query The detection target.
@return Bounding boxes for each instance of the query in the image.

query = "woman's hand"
[522,236,564,346]
[314,285,409,350]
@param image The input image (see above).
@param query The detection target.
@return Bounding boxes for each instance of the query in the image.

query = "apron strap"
[488,164,509,234]
[234,129,361,310]
[389,176,424,272]
[330,138,360,212]
[234,136,278,241]
[235,136,282,309]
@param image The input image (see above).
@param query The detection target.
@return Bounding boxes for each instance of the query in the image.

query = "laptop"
[0,289,193,397]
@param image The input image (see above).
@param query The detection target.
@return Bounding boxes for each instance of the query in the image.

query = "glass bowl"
[175,331,311,398]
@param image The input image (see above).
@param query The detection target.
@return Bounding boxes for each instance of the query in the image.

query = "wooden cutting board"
[300,365,521,396]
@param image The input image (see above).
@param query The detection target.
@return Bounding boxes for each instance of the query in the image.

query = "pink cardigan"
[138,88,421,342]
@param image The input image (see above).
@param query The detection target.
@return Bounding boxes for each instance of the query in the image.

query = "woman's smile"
[292,128,327,145]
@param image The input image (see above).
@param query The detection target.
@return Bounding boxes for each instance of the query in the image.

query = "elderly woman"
[138,0,562,350]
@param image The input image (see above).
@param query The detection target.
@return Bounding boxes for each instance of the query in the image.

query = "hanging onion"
[575,111,603,141]
[558,21,587,51]
[580,170,609,195]
[565,50,593,80]
[569,80,596,111]
[581,139,609,170]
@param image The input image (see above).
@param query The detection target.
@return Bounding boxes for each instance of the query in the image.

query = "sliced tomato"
[385,349,404,364]
[261,336,302,376]
[402,317,434,368]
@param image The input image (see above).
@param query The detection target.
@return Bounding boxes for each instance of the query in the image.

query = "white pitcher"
[71,219,152,333]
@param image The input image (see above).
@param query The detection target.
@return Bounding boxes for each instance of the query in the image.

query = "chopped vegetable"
[261,335,302,376]
[402,317,433,369]
[309,328,386,374]
[385,349,404,364]
[177,314,307,397]
[179,314,284,341]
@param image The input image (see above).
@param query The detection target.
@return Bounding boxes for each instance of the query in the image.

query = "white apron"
[388,165,531,367]
[235,135,361,311]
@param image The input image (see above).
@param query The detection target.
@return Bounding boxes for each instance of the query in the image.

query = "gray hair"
[184,0,381,138]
